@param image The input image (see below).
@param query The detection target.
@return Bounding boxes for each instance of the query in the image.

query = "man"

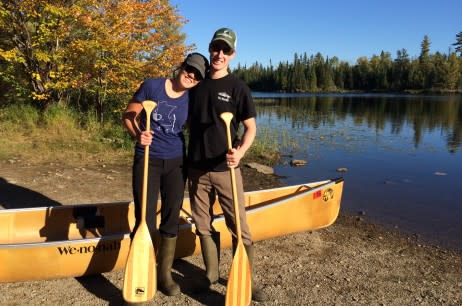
[187,28,266,302]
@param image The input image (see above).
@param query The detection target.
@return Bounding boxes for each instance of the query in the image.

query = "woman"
[122,53,209,296]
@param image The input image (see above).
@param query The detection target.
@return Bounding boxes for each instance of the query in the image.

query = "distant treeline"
[233,35,462,93]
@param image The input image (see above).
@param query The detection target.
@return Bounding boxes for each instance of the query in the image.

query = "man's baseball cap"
[184,53,209,79]
[210,28,237,50]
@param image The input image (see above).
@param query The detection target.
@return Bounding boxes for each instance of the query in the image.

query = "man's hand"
[226,147,244,168]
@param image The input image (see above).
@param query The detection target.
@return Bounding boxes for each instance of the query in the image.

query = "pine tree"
[291,53,307,92]
[445,53,461,90]
[392,49,410,90]
[418,35,433,88]
[453,32,462,55]
[419,35,431,63]
[308,66,317,91]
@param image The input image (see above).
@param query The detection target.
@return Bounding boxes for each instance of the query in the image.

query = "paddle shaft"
[220,112,252,306]
[226,137,242,237]
[139,100,156,236]
[140,106,153,221]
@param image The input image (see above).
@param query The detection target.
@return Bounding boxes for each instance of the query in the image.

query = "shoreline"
[1,159,460,254]
[1,160,461,305]
[243,165,462,254]
[343,211,462,254]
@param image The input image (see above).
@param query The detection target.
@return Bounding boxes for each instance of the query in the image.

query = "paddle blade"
[225,242,252,306]
[142,100,157,114]
[220,112,234,149]
[122,223,157,303]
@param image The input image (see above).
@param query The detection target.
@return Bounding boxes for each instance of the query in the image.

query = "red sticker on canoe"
[313,190,322,199]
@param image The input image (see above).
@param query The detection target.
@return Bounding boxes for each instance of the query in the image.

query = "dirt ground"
[1,159,461,306]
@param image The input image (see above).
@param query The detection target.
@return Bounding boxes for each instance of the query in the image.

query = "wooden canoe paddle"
[220,112,252,306]
[123,100,157,303]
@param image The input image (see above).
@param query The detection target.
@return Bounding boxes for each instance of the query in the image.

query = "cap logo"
[219,30,232,38]
[220,30,236,47]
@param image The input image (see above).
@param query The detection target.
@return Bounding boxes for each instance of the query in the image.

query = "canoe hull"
[0,178,343,282]
[0,235,130,282]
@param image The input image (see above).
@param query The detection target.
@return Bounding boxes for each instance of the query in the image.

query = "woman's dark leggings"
[132,155,185,237]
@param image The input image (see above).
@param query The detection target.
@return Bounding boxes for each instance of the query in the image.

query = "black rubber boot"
[157,236,180,296]
[244,244,268,302]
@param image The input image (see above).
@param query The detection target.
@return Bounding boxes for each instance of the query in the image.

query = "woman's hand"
[138,130,154,146]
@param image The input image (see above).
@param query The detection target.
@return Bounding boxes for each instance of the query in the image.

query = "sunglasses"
[210,43,233,55]
[184,65,202,81]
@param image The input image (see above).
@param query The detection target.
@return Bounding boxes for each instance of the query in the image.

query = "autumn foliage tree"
[0,0,188,121]
[0,0,70,106]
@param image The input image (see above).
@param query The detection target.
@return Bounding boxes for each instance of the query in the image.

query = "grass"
[0,104,133,165]
[0,103,282,166]
[247,124,300,164]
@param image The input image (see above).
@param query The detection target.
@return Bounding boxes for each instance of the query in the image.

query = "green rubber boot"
[157,236,180,296]
[244,244,268,302]
[194,233,220,292]
[200,233,220,284]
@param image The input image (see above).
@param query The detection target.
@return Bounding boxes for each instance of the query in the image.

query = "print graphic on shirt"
[152,101,177,133]
[218,92,231,103]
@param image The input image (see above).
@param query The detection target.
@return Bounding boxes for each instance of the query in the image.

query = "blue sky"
[170,0,461,69]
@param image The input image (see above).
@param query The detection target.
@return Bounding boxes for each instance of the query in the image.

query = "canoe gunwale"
[251,178,338,209]
[179,177,343,229]
[0,201,132,214]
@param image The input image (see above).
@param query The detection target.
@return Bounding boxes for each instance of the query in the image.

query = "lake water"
[253,92,462,251]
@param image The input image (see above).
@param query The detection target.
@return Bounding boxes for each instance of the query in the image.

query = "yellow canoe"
[0,178,343,282]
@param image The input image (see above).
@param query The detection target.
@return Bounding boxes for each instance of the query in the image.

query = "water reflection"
[253,93,462,251]
[254,94,462,153]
